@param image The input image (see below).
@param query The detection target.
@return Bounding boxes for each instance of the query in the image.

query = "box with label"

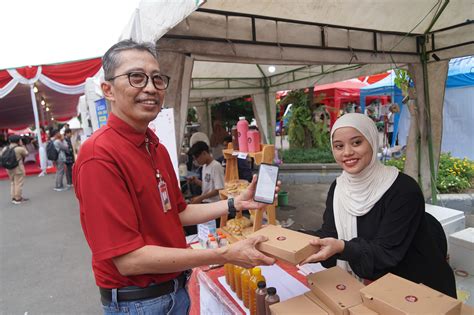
[307,267,365,315]
[247,225,319,265]
[269,292,329,315]
[359,273,461,315]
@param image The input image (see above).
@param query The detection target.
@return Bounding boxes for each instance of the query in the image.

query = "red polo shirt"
[73,113,187,289]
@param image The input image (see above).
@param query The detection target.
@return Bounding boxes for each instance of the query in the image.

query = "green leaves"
[386,153,474,193]
[394,69,410,96]
[284,90,330,150]
[282,148,335,163]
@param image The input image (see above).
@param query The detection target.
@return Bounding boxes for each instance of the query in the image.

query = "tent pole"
[29,84,45,168]
[420,38,438,205]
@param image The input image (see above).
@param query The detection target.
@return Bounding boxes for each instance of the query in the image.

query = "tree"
[281,89,329,149]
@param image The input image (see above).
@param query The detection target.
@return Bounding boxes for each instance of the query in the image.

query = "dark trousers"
[387,132,398,147]
[65,163,74,185]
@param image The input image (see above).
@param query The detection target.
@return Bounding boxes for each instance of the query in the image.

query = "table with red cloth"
[188,261,308,315]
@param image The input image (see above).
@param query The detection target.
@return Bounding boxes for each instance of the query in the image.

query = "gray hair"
[102,40,158,80]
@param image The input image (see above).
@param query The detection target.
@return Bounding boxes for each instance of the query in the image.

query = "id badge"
[158,179,172,212]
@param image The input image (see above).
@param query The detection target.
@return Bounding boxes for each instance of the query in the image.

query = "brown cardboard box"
[461,303,474,315]
[359,273,462,315]
[304,291,336,315]
[269,293,329,315]
[247,225,318,265]
[348,304,379,315]
[307,267,365,315]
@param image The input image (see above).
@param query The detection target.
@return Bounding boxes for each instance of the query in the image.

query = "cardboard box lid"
[348,304,379,315]
[304,291,336,315]
[449,228,474,250]
[360,273,461,315]
[247,225,318,264]
[269,293,329,315]
[307,267,365,314]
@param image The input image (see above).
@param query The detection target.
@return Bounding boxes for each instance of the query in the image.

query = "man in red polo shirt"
[73,40,277,314]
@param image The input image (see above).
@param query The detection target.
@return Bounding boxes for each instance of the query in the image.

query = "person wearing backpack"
[64,128,75,187]
[51,129,69,192]
[0,135,29,204]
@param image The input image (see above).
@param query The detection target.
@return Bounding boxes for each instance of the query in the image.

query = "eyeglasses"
[107,72,170,90]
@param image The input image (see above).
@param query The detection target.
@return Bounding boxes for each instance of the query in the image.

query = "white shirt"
[387,112,395,132]
[201,160,225,203]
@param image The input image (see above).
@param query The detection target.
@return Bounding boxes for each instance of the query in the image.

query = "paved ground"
[276,182,330,232]
[0,174,99,314]
[0,173,331,314]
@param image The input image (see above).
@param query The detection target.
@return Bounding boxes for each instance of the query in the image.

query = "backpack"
[46,141,59,161]
[1,146,19,170]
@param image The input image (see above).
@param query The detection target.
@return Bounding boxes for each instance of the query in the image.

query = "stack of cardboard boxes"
[271,267,473,315]
[247,225,473,315]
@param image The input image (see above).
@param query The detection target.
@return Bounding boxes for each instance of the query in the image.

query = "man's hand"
[300,237,345,265]
[234,175,281,211]
[220,235,275,268]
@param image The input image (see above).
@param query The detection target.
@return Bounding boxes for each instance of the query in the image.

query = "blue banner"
[94,98,108,128]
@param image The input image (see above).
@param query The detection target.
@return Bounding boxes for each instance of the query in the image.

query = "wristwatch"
[227,197,237,216]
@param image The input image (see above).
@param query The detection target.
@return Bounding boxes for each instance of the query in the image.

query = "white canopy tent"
[125,0,474,200]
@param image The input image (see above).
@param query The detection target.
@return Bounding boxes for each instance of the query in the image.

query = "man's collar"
[107,112,159,147]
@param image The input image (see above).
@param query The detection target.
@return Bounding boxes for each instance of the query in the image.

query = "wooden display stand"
[219,143,277,241]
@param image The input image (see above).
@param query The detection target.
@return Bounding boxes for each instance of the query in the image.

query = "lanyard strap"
[145,137,162,181]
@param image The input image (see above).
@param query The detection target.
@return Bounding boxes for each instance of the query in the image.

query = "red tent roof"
[314,79,367,92]
[0,58,102,128]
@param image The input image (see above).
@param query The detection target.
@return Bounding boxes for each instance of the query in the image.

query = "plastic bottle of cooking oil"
[224,264,231,285]
[229,264,236,292]
[234,265,243,299]
[240,268,252,308]
[249,267,266,315]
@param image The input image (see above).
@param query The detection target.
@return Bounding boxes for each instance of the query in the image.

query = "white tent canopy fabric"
[120,0,205,42]
[150,0,471,147]
[201,0,470,34]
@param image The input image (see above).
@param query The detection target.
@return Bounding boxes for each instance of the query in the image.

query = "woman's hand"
[234,175,281,211]
[300,237,345,265]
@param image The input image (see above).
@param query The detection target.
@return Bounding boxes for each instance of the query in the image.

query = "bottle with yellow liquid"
[234,265,243,299]
[240,268,252,308]
[229,264,236,292]
[224,264,231,285]
[249,267,266,315]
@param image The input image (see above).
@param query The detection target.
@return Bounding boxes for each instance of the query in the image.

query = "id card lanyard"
[145,137,171,213]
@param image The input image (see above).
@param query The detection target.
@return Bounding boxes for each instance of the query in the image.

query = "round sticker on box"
[276,236,286,241]
[336,284,346,290]
[405,295,418,303]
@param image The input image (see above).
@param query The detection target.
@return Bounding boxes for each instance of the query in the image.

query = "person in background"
[302,113,456,298]
[209,120,228,160]
[217,135,253,182]
[73,40,277,314]
[387,103,400,146]
[51,129,69,192]
[38,126,48,176]
[188,141,225,204]
[64,129,75,187]
[0,135,29,204]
